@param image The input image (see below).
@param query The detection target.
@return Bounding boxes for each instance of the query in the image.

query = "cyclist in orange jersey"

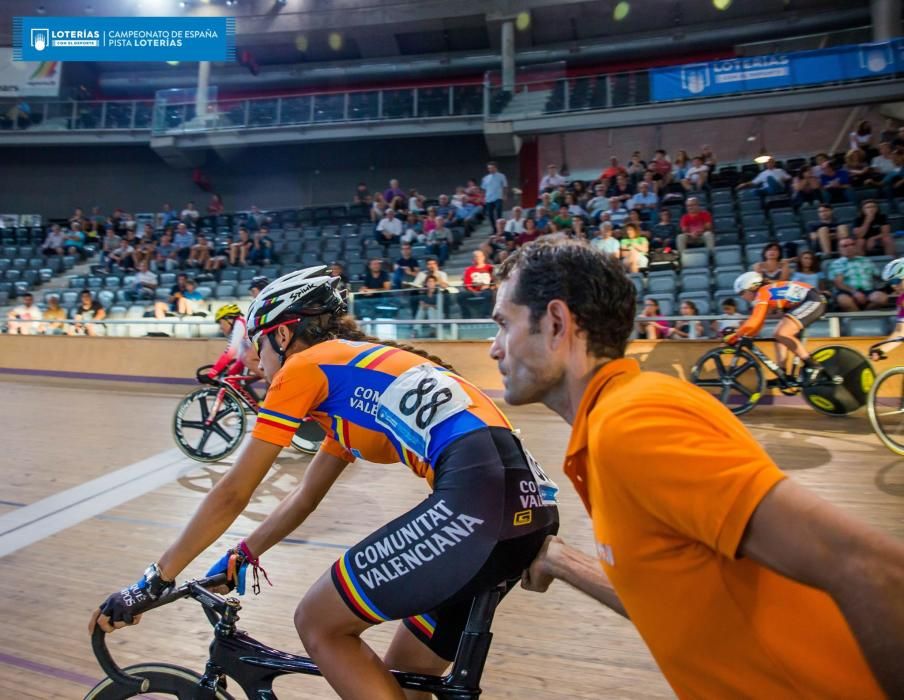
[92,266,558,700]
[726,271,828,382]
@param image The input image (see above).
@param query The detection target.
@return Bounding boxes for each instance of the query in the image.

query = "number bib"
[784,282,809,304]
[376,364,471,459]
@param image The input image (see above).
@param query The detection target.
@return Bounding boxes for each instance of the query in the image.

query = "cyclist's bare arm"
[521,535,629,619]
[157,438,284,580]
[245,449,350,557]
[739,478,904,696]
[872,327,904,357]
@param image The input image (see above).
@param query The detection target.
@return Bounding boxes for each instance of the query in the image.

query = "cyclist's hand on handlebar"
[521,535,565,594]
[723,332,739,346]
[90,563,174,634]
[870,349,886,362]
[205,547,249,595]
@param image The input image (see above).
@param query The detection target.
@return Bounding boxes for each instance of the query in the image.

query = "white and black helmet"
[733,271,764,294]
[881,257,904,283]
[246,266,347,341]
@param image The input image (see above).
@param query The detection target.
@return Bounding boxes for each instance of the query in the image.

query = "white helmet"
[881,257,904,282]
[733,271,764,294]
[246,265,347,341]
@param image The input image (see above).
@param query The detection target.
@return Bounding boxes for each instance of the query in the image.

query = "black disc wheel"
[172,387,247,462]
[802,345,875,416]
[690,347,766,416]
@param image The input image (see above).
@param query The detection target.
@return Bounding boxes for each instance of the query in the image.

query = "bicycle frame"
[735,337,800,389]
[92,574,501,699]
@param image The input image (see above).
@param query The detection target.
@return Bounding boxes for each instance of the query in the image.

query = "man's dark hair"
[497,237,636,359]
[425,256,439,264]
[819,203,833,210]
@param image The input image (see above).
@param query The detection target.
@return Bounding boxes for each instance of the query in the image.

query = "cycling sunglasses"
[251,318,302,354]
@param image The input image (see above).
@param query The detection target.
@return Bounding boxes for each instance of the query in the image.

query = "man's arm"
[521,536,629,619]
[739,478,904,696]
[833,273,855,295]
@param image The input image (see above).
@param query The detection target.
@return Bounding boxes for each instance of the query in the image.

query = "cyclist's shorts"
[330,426,559,661]
[787,289,826,330]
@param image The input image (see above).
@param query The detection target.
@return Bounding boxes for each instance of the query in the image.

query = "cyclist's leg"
[782,294,827,375]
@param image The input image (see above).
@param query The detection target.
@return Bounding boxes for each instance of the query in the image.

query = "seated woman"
[753,242,791,283]
[669,300,705,339]
[636,297,671,340]
[620,223,649,274]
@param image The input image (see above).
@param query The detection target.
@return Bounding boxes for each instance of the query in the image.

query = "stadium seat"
[713,246,742,268]
[680,272,710,293]
[627,273,645,298]
[680,250,709,269]
[844,317,888,337]
[647,272,677,295]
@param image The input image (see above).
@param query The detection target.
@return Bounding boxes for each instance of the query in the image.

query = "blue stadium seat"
[714,246,742,268]
[681,272,710,293]
[844,317,889,337]
[681,250,709,269]
[647,272,677,295]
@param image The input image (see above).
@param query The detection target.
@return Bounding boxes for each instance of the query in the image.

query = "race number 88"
[399,377,453,429]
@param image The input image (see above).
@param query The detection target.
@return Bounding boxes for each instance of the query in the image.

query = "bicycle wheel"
[690,347,766,416]
[291,420,326,455]
[172,387,247,462]
[84,663,234,699]
[868,366,904,456]
[802,345,875,416]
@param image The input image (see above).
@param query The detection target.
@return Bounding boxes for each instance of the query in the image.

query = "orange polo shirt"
[564,358,881,699]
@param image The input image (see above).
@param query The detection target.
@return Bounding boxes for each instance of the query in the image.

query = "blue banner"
[651,40,903,102]
[13,16,235,62]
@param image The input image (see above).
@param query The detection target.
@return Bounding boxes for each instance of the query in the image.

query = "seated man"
[391,242,420,290]
[677,197,715,253]
[458,249,495,319]
[356,258,391,319]
[69,289,107,337]
[41,224,65,256]
[410,256,451,315]
[807,204,850,256]
[737,158,791,196]
[853,199,894,257]
[130,261,159,301]
[375,209,402,254]
[6,292,43,335]
[829,239,889,311]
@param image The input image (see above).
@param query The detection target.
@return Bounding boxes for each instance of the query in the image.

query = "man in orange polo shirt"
[489,236,904,698]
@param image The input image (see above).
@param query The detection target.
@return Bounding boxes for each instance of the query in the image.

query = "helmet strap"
[267,332,286,365]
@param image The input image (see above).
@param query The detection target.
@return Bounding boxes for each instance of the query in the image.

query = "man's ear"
[545,299,571,349]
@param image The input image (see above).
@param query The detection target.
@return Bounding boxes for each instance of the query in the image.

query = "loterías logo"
[30,28,48,52]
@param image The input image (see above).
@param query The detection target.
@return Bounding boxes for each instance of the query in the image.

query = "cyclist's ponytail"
[291,314,458,373]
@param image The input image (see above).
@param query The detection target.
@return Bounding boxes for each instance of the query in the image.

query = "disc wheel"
[172,387,247,462]
[84,663,234,699]
[690,347,766,416]
[802,345,875,416]
[868,366,904,456]
[291,420,326,455]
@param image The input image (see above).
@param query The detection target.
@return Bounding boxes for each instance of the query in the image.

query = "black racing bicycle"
[172,365,325,462]
[85,573,505,699]
[867,338,904,456]
[690,336,874,416]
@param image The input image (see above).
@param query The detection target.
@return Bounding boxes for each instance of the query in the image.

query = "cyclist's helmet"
[881,257,904,284]
[246,265,347,341]
[248,275,269,292]
[214,303,242,322]
[733,271,764,294]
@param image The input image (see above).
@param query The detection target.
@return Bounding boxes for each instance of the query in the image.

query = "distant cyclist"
[726,271,827,382]
[870,258,904,361]
[91,266,559,700]
[207,303,256,392]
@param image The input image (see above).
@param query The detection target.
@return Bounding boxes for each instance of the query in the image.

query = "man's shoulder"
[587,371,698,432]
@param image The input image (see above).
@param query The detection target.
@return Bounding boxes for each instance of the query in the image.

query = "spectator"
[599,156,626,181]
[481,161,508,225]
[436,194,458,226]
[248,227,275,266]
[671,150,690,181]
[157,203,177,229]
[408,189,425,214]
[505,206,526,236]
[154,231,178,272]
[132,234,156,270]
[207,193,225,216]
[540,163,567,191]
[41,224,65,256]
[681,155,709,192]
[459,249,495,318]
[881,149,904,199]
[100,226,121,266]
[591,222,620,257]
[64,222,87,259]
[829,239,888,311]
[130,261,159,301]
[849,119,874,155]
[607,174,634,203]
[571,217,589,241]
[737,158,791,196]
[701,144,717,169]
[69,289,106,336]
[176,279,206,316]
[392,242,420,289]
[486,219,508,262]
[400,213,425,245]
[552,203,573,232]
[620,223,649,274]
[587,184,610,223]
[180,201,200,226]
[465,177,485,210]
[870,141,897,177]
[791,166,823,209]
[516,217,542,247]
[670,300,705,339]
[412,256,451,290]
[853,199,894,256]
[249,275,271,300]
[626,209,648,234]
[819,161,852,204]
[370,192,387,223]
[753,242,791,282]
[807,203,850,256]
[229,227,252,266]
[601,196,629,229]
[571,180,590,207]
[383,179,406,211]
[648,149,673,185]
[356,258,391,319]
[563,193,588,222]
[426,216,452,265]
[6,292,42,335]
[328,262,350,295]
[677,197,714,253]
[153,273,189,317]
[791,250,826,292]
[628,181,658,220]
[650,209,678,252]
[173,223,195,264]
[534,206,551,232]
[43,295,67,335]
[711,297,745,337]
[107,235,135,272]
[845,149,872,187]
[636,298,671,340]
[414,274,442,337]
[353,182,371,205]
[69,207,86,229]
[626,151,647,184]
[375,208,402,253]
[185,233,210,269]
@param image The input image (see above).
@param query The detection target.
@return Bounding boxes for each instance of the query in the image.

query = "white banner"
[0,47,61,97]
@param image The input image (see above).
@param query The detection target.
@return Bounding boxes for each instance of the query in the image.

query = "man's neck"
[543,356,612,425]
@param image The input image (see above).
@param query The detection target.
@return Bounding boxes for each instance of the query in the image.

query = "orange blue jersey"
[736,281,815,337]
[252,339,512,485]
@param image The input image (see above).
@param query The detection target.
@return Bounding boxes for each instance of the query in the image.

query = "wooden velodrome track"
[0,339,901,699]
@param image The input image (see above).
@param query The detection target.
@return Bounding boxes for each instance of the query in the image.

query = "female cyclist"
[727,271,827,382]
[206,303,257,391]
[870,257,904,360]
[90,266,559,700]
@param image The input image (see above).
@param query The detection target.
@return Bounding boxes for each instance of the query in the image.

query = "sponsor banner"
[0,47,60,97]
[651,40,903,102]
[13,16,235,62]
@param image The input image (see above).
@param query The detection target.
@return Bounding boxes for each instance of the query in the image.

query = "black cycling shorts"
[330,426,559,661]
[787,288,826,330]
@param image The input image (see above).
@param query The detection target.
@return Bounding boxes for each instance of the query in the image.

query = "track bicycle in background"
[867,337,904,456]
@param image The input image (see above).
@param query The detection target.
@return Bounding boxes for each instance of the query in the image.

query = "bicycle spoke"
[180,420,205,430]
[729,361,755,379]
[211,423,234,443]
[694,379,723,388]
[197,428,214,454]
[213,405,239,424]
[713,354,729,377]
[198,395,210,422]
[720,385,733,404]
[733,382,754,398]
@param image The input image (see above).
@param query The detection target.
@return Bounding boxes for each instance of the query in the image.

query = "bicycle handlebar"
[90,574,229,692]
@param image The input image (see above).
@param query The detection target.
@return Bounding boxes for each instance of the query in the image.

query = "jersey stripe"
[257,416,298,433]
[336,552,388,622]
[407,613,436,638]
[354,345,397,369]
[348,344,384,367]
[258,408,302,429]
[364,346,402,370]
